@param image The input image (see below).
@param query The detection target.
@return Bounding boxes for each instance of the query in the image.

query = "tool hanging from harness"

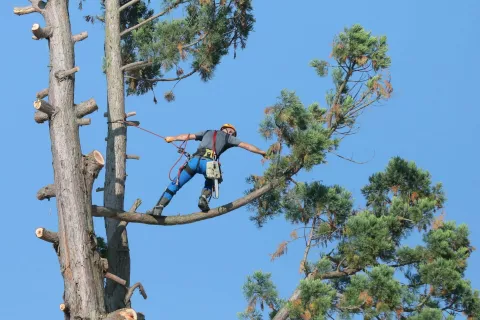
[177,130,222,199]
[205,131,222,199]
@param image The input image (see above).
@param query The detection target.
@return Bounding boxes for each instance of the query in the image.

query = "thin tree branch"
[14,6,36,15]
[121,60,152,72]
[92,182,276,226]
[72,32,88,43]
[34,111,49,124]
[119,0,141,12]
[112,199,142,242]
[300,217,316,275]
[124,282,147,306]
[105,272,127,286]
[272,268,361,320]
[37,184,56,200]
[124,68,197,83]
[120,0,185,36]
[55,66,80,80]
[34,99,55,116]
[31,23,52,39]
[76,118,91,126]
[182,32,208,49]
[36,227,59,244]
[36,88,48,99]
[75,98,98,118]
[403,294,432,312]
[14,0,45,15]
[330,151,373,164]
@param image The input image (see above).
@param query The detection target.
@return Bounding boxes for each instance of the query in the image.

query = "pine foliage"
[120,0,254,98]
[239,25,479,320]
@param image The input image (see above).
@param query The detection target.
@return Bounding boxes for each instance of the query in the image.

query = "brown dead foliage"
[270,241,288,261]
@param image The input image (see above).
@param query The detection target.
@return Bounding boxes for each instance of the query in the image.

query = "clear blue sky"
[1,0,479,318]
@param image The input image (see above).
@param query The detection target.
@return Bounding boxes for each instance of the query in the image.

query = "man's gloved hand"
[165,136,175,143]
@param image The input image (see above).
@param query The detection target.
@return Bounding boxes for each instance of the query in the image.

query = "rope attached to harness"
[109,119,191,182]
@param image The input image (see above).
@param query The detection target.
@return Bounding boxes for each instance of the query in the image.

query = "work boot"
[198,188,211,212]
[198,195,210,212]
[146,205,164,217]
[147,197,170,216]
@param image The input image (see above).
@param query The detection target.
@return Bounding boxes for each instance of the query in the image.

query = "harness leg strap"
[183,164,195,176]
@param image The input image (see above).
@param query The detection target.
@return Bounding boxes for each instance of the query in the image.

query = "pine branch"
[119,0,141,12]
[182,32,208,49]
[299,217,316,275]
[272,268,361,320]
[125,68,197,82]
[330,151,372,164]
[124,282,147,306]
[120,0,185,36]
[121,60,152,72]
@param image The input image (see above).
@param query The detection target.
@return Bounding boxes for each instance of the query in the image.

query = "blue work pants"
[163,157,213,202]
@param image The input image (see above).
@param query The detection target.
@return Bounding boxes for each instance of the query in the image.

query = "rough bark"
[21,0,107,318]
[104,0,131,311]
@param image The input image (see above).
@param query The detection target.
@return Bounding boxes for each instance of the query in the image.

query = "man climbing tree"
[148,123,267,216]
[101,0,255,311]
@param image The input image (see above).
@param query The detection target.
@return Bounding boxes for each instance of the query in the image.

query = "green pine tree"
[118,0,254,100]
[238,25,480,320]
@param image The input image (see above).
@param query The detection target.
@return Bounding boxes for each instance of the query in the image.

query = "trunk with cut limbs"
[37,0,105,318]
[104,0,131,311]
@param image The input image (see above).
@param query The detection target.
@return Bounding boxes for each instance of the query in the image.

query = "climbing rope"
[109,119,191,182]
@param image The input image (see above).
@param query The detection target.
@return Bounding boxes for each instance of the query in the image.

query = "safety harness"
[177,130,222,198]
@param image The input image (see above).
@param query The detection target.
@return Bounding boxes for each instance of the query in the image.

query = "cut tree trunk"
[104,0,131,311]
[41,0,105,318]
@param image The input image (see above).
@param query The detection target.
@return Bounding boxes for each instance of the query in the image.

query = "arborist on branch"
[147,124,267,216]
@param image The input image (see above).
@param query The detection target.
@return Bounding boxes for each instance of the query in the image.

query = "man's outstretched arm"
[165,133,197,143]
[238,142,267,157]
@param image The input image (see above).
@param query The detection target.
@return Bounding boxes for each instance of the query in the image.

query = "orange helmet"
[220,123,237,136]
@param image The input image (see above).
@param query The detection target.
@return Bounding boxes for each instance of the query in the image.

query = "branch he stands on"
[92,183,275,226]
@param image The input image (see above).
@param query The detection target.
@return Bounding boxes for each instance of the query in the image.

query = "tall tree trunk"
[44,0,105,318]
[104,0,131,311]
